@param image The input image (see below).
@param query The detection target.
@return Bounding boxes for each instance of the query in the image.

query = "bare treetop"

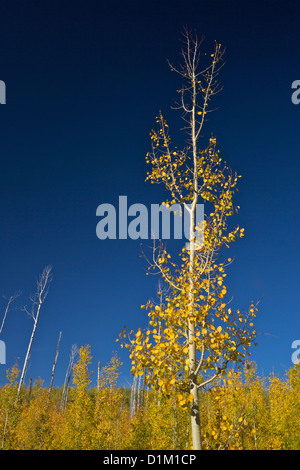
[23,265,52,321]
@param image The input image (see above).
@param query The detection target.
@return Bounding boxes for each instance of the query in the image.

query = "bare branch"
[0,291,22,336]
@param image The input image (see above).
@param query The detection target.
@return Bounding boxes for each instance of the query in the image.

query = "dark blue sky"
[0,0,299,387]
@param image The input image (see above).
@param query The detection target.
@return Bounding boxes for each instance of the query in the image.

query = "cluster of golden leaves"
[118,114,258,408]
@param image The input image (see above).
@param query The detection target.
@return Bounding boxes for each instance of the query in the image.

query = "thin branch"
[0,291,21,335]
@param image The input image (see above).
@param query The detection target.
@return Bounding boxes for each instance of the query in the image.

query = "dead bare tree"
[48,331,62,399]
[97,361,101,391]
[0,291,21,336]
[16,265,52,402]
[60,344,78,412]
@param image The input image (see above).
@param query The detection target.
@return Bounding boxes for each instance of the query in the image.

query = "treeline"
[0,345,299,450]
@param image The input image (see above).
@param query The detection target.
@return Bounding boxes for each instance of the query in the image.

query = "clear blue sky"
[0,0,299,388]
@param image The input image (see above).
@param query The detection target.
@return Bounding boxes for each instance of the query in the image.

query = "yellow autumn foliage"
[1,355,300,450]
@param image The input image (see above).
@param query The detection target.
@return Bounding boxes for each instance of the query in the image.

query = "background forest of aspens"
[0,344,299,450]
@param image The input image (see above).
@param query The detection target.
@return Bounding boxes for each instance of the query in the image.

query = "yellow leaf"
[188,393,194,403]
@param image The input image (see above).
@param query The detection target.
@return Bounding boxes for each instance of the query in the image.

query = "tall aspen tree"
[120,29,258,450]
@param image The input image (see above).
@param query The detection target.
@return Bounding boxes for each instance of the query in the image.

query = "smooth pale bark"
[0,297,13,336]
[60,344,78,411]
[16,302,42,401]
[97,361,101,391]
[188,221,202,449]
[184,36,220,450]
[48,331,62,398]
[188,95,202,450]
[16,266,52,403]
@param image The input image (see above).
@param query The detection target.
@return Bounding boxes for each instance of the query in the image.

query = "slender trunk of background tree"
[141,370,146,409]
[97,361,101,391]
[60,344,77,412]
[38,331,62,449]
[0,296,13,336]
[130,375,137,418]
[48,331,62,399]
[0,292,21,336]
[16,266,52,403]
[17,312,40,400]
[137,374,142,412]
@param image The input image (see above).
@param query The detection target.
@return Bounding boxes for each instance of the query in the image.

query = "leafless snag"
[60,343,78,412]
[48,331,62,399]
[16,265,53,402]
[0,291,22,336]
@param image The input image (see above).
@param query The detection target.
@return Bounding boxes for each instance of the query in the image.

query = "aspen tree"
[65,345,93,449]
[16,266,52,403]
[120,29,258,450]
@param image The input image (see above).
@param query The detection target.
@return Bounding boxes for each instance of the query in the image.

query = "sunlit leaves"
[1,357,300,450]
[121,115,258,405]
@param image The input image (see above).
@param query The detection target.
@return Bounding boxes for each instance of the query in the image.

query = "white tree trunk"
[16,302,41,401]
[16,266,52,403]
[48,331,62,398]
[188,71,203,450]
